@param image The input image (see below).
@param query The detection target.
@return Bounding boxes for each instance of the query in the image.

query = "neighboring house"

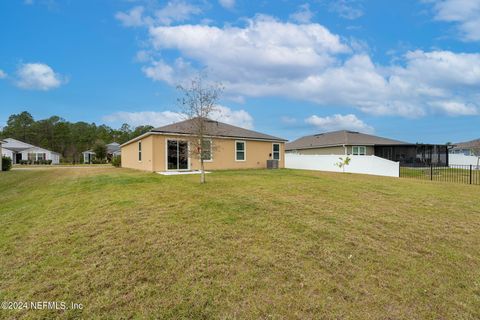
[1,138,61,164]
[449,139,480,156]
[82,142,121,164]
[286,130,449,166]
[121,117,287,172]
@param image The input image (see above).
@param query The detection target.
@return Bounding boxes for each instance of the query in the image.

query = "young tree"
[335,156,351,173]
[177,75,223,184]
[92,140,108,163]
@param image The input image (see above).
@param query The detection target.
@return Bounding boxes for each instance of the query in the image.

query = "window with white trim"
[235,141,245,161]
[272,143,280,160]
[352,146,366,155]
[138,141,142,161]
[201,139,212,161]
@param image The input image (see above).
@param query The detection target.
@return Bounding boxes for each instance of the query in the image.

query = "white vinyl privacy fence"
[449,154,480,167]
[285,154,400,177]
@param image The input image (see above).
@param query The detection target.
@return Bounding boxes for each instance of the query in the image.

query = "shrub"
[19,160,28,165]
[2,156,12,171]
[111,155,121,168]
[47,160,52,165]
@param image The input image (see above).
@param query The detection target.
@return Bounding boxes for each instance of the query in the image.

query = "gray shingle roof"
[286,130,409,150]
[84,142,121,154]
[151,117,286,142]
[453,139,480,150]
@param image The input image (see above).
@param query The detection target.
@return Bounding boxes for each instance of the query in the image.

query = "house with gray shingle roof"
[82,142,121,164]
[286,130,449,166]
[450,139,480,156]
[0,138,61,165]
[120,117,287,172]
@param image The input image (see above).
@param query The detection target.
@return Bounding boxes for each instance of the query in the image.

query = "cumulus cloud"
[329,0,364,20]
[116,1,201,27]
[290,4,314,24]
[147,15,349,84]
[427,0,480,41]
[219,0,235,10]
[155,0,201,25]
[305,114,374,133]
[103,111,184,127]
[119,10,480,118]
[15,63,65,90]
[103,105,254,129]
[0,70,7,79]
[212,105,254,129]
[115,6,146,27]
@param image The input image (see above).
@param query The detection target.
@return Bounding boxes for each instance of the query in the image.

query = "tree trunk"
[200,159,205,184]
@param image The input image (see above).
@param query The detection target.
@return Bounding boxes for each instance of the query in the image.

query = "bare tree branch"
[176,74,224,183]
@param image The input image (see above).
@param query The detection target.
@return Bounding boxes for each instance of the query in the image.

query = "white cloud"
[0,70,7,79]
[115,1,201,27]
[147,15,349,84]
[219,0,235,10]
[329,0,364,20]
[429,101,479,116]
[305,114,374,133]
[103,106,254,129]
[115,6,146,27]
[155,0,201,25]
[290,4,314,24]
[15,63,65,91]
[121,11,480,118]
[103,111,184,127]
[427,0,480,41]
[212,105,254,129]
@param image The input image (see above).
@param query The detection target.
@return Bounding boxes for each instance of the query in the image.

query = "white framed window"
[235,141,246,161]
[272,143,280,160]
[352,146,366,155]
[138,141,142,161]
[201,139,212,161]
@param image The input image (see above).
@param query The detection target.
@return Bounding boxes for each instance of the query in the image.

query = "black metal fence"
[400,164,480,185]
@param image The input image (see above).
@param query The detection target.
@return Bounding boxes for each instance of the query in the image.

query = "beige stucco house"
[121,118,287,172]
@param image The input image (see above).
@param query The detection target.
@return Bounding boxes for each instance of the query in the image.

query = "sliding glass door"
[167,140,189,170]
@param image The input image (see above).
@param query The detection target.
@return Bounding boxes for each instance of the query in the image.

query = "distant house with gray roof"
[286,130,449,166]
[450,139,480,156]
[0,138,61,164]
[82,142,121,164]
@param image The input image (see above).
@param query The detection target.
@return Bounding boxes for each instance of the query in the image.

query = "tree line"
[0,111,153,163]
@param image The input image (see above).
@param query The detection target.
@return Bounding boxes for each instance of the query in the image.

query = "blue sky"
[0,0,479,143]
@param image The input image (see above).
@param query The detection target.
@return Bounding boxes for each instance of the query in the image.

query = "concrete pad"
[157,171,211,176]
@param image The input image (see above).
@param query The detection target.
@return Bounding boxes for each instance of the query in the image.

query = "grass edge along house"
[121,117,287,172]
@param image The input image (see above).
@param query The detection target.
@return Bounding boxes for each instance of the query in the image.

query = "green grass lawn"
[1,168,479,319]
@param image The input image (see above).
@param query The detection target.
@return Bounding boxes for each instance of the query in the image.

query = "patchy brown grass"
[0,168,479,319]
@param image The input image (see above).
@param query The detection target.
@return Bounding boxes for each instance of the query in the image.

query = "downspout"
[343,144,347,155]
